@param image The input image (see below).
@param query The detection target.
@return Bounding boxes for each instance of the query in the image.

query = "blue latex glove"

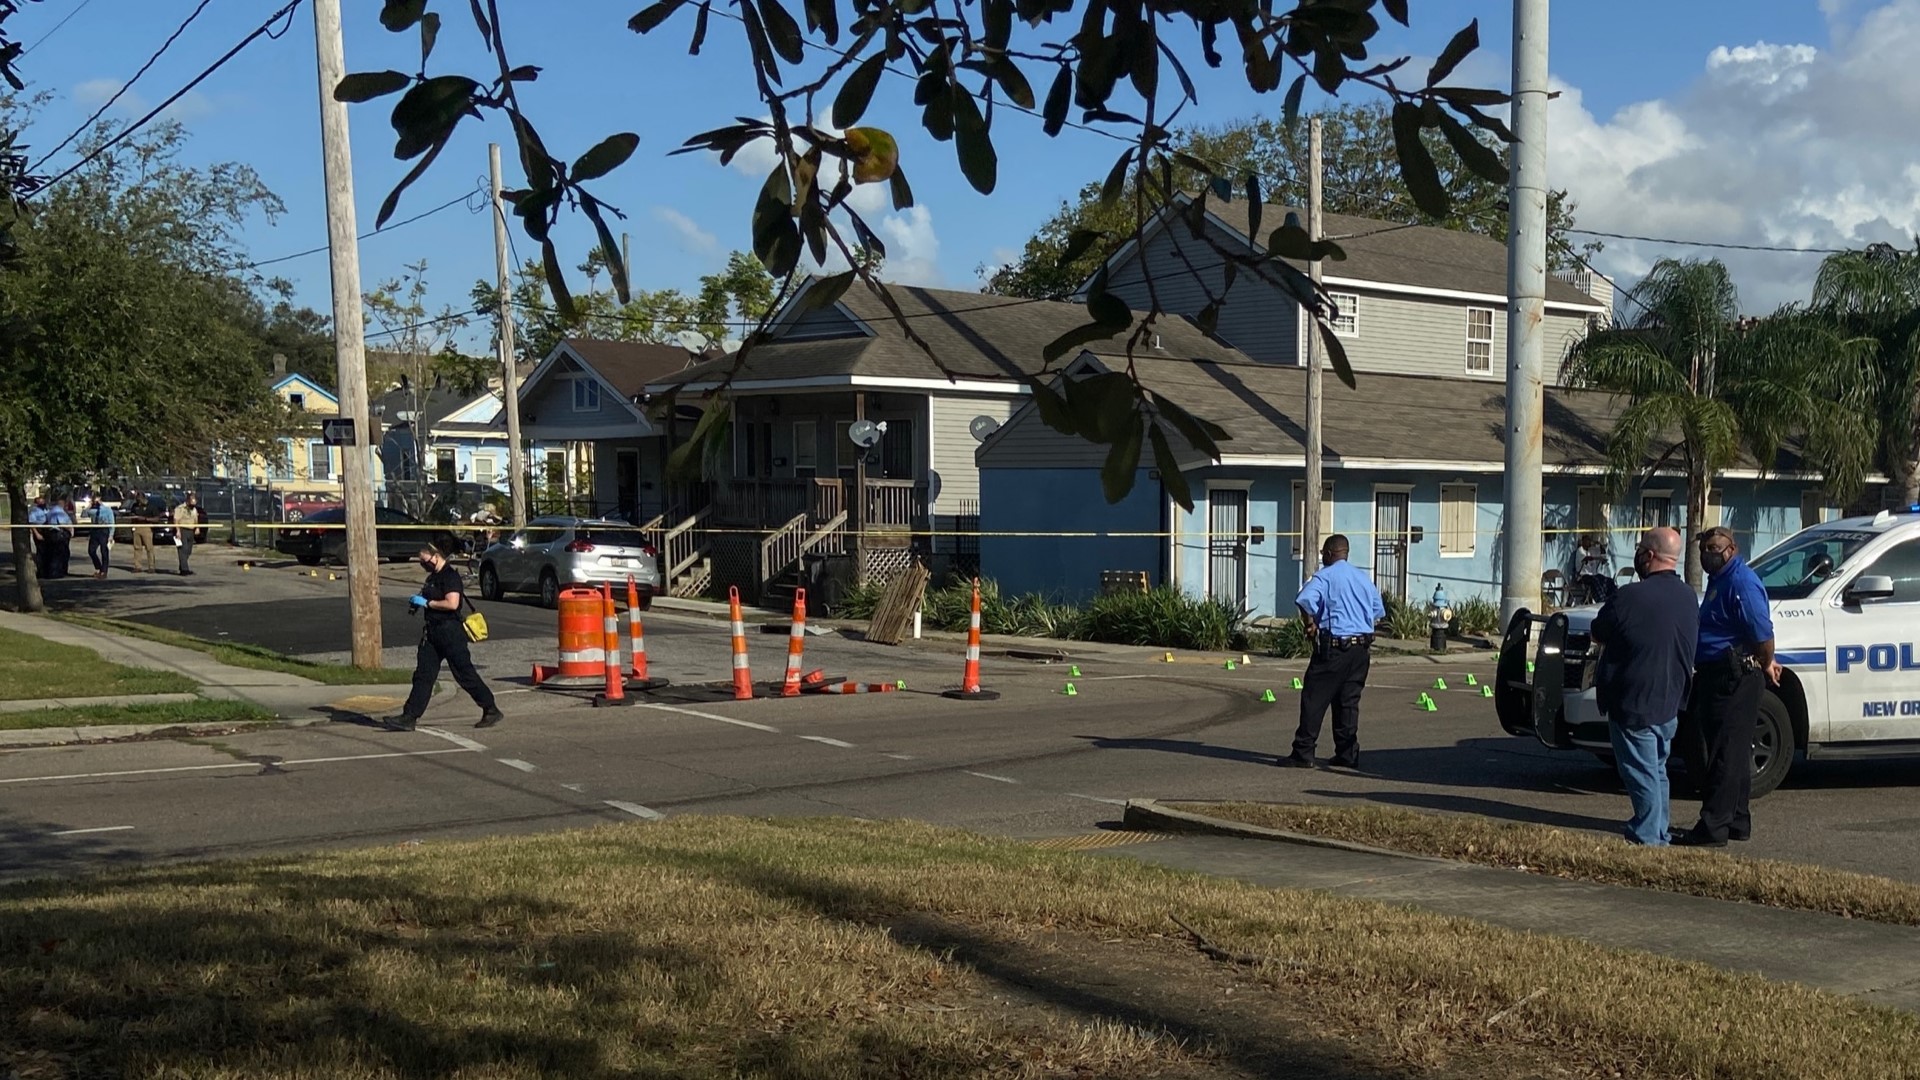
[409,595,429,609]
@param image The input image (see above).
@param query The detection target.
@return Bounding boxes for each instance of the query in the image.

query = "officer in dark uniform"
[1283,534,1387,770]
[383,539,503,732]
[1673,526,1778,847]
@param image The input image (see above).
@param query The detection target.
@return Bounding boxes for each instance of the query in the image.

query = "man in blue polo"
[1284,533,1386,770]
[1674,526,1778,847]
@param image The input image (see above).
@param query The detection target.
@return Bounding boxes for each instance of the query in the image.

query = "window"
[435,449,456,482]
[1290,480,1335,556]
[272,439,295,481]
[572,376,600,411]
[1639,492,1672,528]
[1861,540,1920,604]
[473,455,498,485]
[287,392,305,409]
[1704,488,1724,528]
[1465,308,1495,373]
[835,420,857,477]
[1800,490,1830,529]
[1440,483,1477,556]
[307,440,332,481]
[1327,292,1359,336]
[1576,485,1608,536]
[792,420,818,478]
[545,450,568,490]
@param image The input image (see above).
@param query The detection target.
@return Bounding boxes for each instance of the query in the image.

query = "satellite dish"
[721,337,743,355]
[676,330,711,355]
[847,419,882,449]
[968,415,1002,443]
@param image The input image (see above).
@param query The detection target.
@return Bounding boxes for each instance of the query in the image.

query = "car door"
[1821,538,1920,743]
[494,524,535,588]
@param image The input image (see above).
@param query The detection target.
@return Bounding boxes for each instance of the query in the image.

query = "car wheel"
[539,570,559,610]
[286,509,303,523]
[479,564,503,602]
[296,550,320,567]
[638,590,654,612]
[1750,690,1794,799]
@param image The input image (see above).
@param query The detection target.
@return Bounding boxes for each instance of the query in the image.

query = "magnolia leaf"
[381,0,427,32]
[1099,148,1133,206]
[1102,417,1144,504]
[1058,228,1108,267]
[628,0,686,32]
[1318,320,1357,389]
[1437,111,1508,185]
[1382,0,1409,26]
[1042,65,1071,136]
[803,270,857,309]
[334,71,411,103]
[1067,371,1138,443]
[1150,424,1193,511]
[1025,380,1078,437]
[950,91,997,194]
[571,132,640,182]
[845,127,899,183]
[1044,321,1121,364]
[758,0,806,64]
[1281,73,1306,129]
[833,52,886,128]
[889,165,914,210]
[391,75,478,160]
[1390,101,1449,218]
[1152,393,1228,460]
[1428,19,1479,87]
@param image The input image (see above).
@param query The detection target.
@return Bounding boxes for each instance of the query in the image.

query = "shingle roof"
[564,338,701,397]
[649,284,1249,391]
[1055,354,1805,472]
[1192,196,1603,309]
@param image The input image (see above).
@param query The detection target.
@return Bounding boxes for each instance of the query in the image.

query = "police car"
[1496,507,1920,798]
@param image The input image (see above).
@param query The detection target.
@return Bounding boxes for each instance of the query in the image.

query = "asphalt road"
[7,548,1920,886]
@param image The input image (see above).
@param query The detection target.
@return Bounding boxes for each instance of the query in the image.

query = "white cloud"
[1547,0,1920,314]
[653,205,719,254]
[70,77,212,123]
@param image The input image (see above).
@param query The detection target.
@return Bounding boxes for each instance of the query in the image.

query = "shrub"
[828,578,888,620]
[1380,592,1434,641]
[1252,618,1312,659]
[1075,587,1240,652]
[1453,594,1501,636]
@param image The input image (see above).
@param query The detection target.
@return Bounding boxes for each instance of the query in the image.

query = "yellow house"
[214,363,387,498]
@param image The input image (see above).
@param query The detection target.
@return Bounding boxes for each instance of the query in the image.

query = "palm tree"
[1813,242,1920,506]
[1564,258,1878,586]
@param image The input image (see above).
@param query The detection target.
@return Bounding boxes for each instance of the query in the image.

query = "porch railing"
[865,479,927,529]
[758,509,851,594]
[706,477,926,531]
[662,506,711,584]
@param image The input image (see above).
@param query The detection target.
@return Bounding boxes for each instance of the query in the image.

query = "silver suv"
[476,516,663,609]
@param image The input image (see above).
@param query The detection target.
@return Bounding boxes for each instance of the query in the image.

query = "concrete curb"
[0,719,277,749]
[0,692,200,714]
[1121,799,1451,864]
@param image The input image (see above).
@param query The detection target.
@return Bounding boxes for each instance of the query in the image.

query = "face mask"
[1700,550,1729,574]
[1633,551,1652,578]
[419,558,434,572]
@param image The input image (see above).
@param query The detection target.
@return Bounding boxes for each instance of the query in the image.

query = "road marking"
[882,752,915,760]
[637,703,780,733]
[560,783,586,792]
[1065,793,1128,805]
[604,800,664,820]
[800,735,855,748]
[965,771,1019,784]
[420,727,489,752]
[279,749,476,766]
[1081,674,1156,682]
[497,758,538,772]
[50,825,136,836]
[0,747,473,785]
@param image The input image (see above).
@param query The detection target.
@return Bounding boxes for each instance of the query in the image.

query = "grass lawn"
[0,625,195,701]
[52,614,414,685]
[0,699,274,731]
[3,818,1918,1079]
[1169,801,1920,927]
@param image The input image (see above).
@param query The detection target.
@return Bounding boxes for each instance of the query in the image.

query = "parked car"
[274,505,429,565]
[477,516,662,609]
[282,494,343,523]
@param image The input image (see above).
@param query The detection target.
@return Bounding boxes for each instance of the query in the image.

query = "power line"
[21,0,95,54]
[30,0,220,170]
[243,186,486,270]
[31,0,303,195]
[1560,226,1850,256]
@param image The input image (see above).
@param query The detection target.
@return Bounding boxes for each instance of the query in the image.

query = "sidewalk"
[1118,800,1920,1014]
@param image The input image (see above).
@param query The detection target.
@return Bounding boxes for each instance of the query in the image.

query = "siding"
[974,401,1111,469]
[928,395,1016,513]
[781,304,864,340]
[1107,221,1302,365]
[524,358,635,431]
[979,466,1162,600]
[1306,291,1596,385]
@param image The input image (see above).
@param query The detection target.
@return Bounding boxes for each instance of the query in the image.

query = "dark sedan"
[274,505,430,566]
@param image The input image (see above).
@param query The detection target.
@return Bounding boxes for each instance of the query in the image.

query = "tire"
[479,564,503,602]
[296,548,321,567]
[1750,691,1794,799]
[539,570,560,610]
[638,590,654,612]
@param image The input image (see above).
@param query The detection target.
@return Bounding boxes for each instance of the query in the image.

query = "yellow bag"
[461,596,489,643]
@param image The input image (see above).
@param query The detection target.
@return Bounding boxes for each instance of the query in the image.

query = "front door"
[1207,487,1248,609]
[616,448,640,521]
[1373,490,1410,599]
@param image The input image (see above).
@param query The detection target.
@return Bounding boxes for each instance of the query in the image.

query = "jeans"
[1609,717,1677,845]
[89,533,111,574]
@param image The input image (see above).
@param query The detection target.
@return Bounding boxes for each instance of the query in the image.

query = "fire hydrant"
[1426,583,1453,652]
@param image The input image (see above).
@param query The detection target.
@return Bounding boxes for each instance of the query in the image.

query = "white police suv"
[1496,507,1920,798]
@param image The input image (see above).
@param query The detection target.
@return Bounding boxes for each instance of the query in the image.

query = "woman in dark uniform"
[383,539,503,731]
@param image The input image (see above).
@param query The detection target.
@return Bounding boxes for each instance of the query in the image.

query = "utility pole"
[1501,0,1550,625]
[313,0,381,666]
[1302,116,1325,587]
[490,143,528,530]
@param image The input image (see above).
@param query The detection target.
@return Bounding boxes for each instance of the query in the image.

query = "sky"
[9,0,1906,349]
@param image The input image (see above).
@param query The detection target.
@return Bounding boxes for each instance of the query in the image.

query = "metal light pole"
[313,0,382,665]
[1501,0,1550,624]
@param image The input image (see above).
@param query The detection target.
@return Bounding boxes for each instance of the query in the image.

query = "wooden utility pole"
[313,0,381,666]
[1302,116,1325,585]
[852,391,867,580]
[1501,0,1550,623]
[490,144,528,530]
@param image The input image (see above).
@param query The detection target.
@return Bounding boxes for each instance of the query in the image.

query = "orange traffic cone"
[942,579,1001,701]
[781,588,808,697]
[810,681,899,694]
[626,576,667,690]
[729,585,754,701]
[592,583,632,707]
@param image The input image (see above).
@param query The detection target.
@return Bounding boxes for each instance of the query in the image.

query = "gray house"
[1090,193,1612,379]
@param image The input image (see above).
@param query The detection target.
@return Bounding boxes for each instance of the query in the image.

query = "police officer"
[1673,526,1778,847]
[383,539,504,732]
[1283,533,1386,770]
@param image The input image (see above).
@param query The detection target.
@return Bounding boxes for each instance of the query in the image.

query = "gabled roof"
[371,382,467,430]
[561,338,700,397]
[1101,194,1604,311]
[269,373,337,405]
[985,353,1813,475]
[647,282,1247,393]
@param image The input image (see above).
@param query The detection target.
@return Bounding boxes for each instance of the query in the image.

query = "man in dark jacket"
[1590,527,1698,845]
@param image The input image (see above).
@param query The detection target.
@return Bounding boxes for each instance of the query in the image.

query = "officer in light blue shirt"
[1284,534,1387,770]
[26,496,49,578]
[88,499,116,578]
[43,499,74,579]
[1673,526,1778,847]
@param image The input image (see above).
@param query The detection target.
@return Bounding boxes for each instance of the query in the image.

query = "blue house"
[977,352,1850,618]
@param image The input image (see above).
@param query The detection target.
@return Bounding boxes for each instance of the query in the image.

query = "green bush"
[1075,588,1240,652]
[1252,618,1312,659]
[1380,592,1434,641]
[828,578,888,620]
[1453,594,1501,636]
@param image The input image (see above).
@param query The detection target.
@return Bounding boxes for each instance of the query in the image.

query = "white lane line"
[560,783,586,792]
[420,727,489,752]
[604,800,665,820]
[799,735,856,748]
[0,747,475,785]
[50,825,136,836]
[497,758,538,772]
[882,752,916,760]
[1066,793,1128,806]
[965,771,1019,784]
[638,703,781,733]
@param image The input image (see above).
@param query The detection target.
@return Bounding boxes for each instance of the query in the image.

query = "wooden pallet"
[865,561,931,646]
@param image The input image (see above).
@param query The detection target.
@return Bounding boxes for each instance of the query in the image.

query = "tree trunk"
[1902,450,1920,509]
[1684,470,1709,589]
[5,475,45,613]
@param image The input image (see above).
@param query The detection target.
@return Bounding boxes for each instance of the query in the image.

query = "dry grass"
[1171,801,1920,926]
[0,626,196,701]
[0,699,273,731]
[2,817,1918,1079]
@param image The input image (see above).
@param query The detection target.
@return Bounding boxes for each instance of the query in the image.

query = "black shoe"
[475,709,504,729]
[1326,755,1360,770]
[1670,828,1727,848]
[1728,830,1750,842]
[1278,754,1316,769]
[380,714,418,732]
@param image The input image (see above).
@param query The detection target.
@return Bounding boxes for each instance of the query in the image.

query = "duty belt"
[1326,634,1374,649]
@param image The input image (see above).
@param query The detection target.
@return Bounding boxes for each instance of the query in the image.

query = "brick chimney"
[272,353,287,379]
